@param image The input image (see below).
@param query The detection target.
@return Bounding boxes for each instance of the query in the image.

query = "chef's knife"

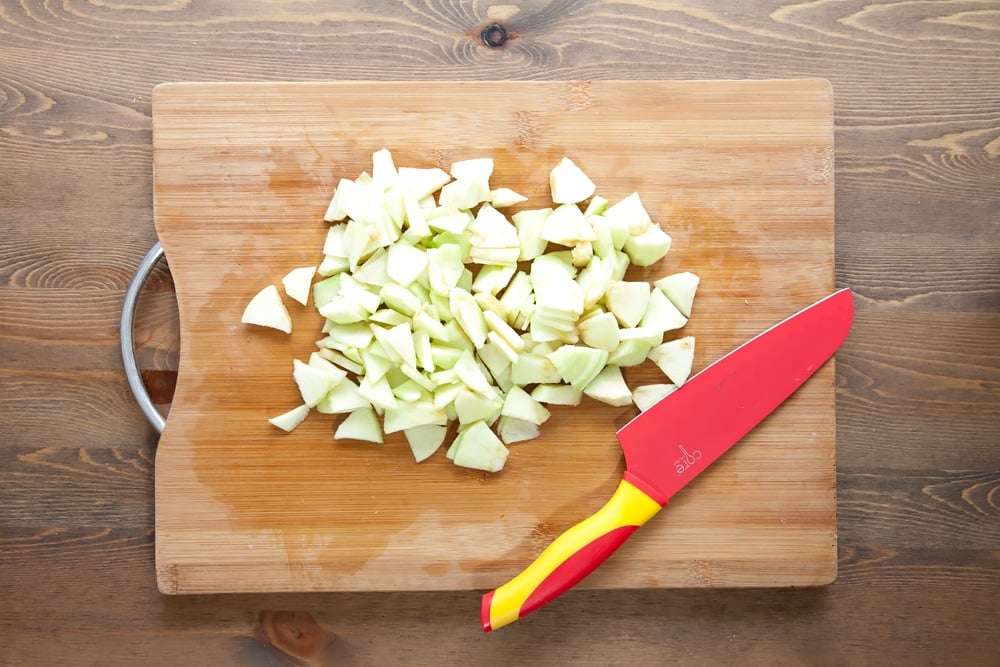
[481,288,854,631]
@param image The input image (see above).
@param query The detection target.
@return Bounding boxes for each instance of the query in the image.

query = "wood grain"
[150,79,836,595]
[2,0,998,664]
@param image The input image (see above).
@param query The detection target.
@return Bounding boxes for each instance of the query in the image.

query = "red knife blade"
[482,288,854,631]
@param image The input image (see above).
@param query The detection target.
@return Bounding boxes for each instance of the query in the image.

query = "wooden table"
[2,2,997,665]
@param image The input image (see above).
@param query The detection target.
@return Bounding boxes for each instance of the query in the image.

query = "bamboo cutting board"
[152,80,836,595]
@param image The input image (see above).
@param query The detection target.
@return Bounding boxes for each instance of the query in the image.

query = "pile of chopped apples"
[240,149,699,473]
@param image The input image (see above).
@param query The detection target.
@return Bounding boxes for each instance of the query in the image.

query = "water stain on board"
[165,224,621,590]
[266,145,326,204]
[665,201,762,301]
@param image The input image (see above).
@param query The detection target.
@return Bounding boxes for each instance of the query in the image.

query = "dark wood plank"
[836,309,1000,469]
[2,0,999,664]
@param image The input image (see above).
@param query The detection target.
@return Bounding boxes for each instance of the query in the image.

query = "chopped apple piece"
[547,345,609,390]
[541,203,596,246]
[307,352,349,385]
[583,195,608,218]
[449,287,489,348]
[370,322,417,368]
[292,359,338,408]
[358,374,398,411]
[497,416,540,444]
[583,366,632,407]
[549,156,596,204]
[472,264,516,296]
[397,166,451,200]
[512,208,552,260]
[490,187,527,208]
[317,348,364,375]
[313,275,342,309]
[439,178,491,210]
[454,349,497,398]
[530,383,583,406]
[605,192,651,235]
[649,336,696,385]
[608,338,655,367]
[639,288,688,333]
[386,242,428,287]
[605,281,651,328]
[426,244,465,296]
[454,388,504,425]
[501,386,551,425]
[624,222,672,267]
[483,310,524,355]
[268,404,310,432]
[450,157,494,182]
[654,271,700,317]
[242,285,292,334]
[404,424,448,462]
[511,352,563,385]
[323,178,353,222]
[371,148,398,188]
[315,378,371,414]
[334,407,383,443]
[450,420,509,472]
[281,266,316,306]
[318,255,349,277]
[383,401,448,434]
[578,311,621,351]
[632,383,677,412]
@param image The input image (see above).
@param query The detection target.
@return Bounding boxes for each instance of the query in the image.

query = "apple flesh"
[334,407,384,443]
[632,383,677,412]
[649,336,696,385]
[549,156,596,204]
[404,424,448,462]
[449,420,509,473]
[242,284,292,334]
[268,404,310,432]
[281,266,316,306]
[654,271,700,317]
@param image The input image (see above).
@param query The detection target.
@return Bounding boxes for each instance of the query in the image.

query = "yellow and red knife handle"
[481,474,665,632]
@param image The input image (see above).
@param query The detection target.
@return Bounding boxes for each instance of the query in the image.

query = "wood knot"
[481,22,508,48]
[255,610,332,664]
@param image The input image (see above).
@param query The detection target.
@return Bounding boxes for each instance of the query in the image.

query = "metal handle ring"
[120,241,167,434]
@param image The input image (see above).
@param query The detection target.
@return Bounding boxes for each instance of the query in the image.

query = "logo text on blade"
[674,444,703,476]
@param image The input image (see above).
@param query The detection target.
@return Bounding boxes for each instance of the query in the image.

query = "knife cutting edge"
[481,288,854,631]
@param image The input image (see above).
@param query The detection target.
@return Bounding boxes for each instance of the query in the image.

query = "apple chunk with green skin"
[334,407,383,444]
[654,271,700,318]
[624,222,672,267]
[639,288,688,333]
[450,420,509,472]
[497,416,540,444]
[501,386,551,425]
[383,401,448,434]
[268,404,310,432]
[292,359,340,408]
[242,284,292,334]
[649,336,696,385]
[530,383,583,406]
[583,365,632,407]
[404,424,448,462]
[547,345,609,390]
